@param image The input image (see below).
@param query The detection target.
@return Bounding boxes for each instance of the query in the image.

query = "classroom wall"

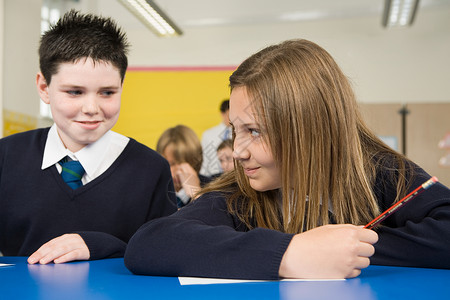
[96,0,450,105]
[2,0,41,136]
[113,67,234,148]
[360,103,450,186]
[1,0,449,183]
[3,1,450,127]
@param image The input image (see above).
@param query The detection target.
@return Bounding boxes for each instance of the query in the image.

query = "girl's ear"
[36,72,50,104]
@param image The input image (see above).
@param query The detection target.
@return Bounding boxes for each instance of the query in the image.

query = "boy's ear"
[36,72,50,104]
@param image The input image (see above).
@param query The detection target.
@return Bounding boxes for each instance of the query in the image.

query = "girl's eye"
[250,129,260,138]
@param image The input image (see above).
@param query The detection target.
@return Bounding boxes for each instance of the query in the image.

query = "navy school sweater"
[125,164,450,279]
[0,128,177,259]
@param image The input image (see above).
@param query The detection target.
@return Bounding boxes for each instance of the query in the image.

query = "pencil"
[364,176,439,229]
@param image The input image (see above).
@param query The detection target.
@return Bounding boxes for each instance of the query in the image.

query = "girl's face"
[217,146,234,172]
[162,144,182,191]
[229,87,281,192]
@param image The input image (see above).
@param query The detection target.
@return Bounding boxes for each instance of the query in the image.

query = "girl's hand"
[279,224,378,279]
[27,233,90,264]
[175,162,201,198]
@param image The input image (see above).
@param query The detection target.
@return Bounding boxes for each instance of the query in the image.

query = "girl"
[157,125,211,208]
[125,39,450,279]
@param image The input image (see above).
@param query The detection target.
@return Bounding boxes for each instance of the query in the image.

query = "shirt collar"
[42,124,70,170]
[41,124,113,178]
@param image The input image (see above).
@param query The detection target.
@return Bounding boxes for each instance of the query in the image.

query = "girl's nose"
[233,138,250,161]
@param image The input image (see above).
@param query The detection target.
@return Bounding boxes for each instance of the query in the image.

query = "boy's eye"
[67,90,82,96]
[101,90,115,96]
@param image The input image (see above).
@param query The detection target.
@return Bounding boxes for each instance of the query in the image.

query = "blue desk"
[1,256,449,299]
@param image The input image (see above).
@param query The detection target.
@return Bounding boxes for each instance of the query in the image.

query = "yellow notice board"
[113,67,235,149]
[3,109,38,137]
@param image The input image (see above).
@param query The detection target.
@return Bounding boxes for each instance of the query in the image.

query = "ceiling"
[106,0,450,31]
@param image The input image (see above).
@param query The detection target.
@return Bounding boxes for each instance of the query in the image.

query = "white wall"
[2,0,41,117]
[103,4,450,104]
[1,0,450,127]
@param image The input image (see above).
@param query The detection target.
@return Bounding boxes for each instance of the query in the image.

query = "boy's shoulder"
[0,127,49,148]
[122,137,168,166]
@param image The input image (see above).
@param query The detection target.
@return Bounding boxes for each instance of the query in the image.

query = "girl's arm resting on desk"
[125,192,294,280]
[125,192,378,280]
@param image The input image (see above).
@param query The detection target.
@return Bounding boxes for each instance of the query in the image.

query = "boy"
[216,139,234,173]
[200,99,231,176]
[0,10,177,264]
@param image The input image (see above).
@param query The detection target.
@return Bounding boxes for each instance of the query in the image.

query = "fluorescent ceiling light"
[117,0,182,37]
[382,0,420,27]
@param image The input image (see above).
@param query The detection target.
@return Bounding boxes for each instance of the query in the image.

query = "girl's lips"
[244,167,260,176]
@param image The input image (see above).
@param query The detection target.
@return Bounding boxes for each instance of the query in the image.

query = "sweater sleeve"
[124,192,294,280]
[76,231,126,260]
[371,167,450,269]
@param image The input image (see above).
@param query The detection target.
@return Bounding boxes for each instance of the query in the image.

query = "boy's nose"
[81,96,100,114]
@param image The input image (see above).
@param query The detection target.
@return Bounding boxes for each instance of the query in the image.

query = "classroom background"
[1,0,449,185]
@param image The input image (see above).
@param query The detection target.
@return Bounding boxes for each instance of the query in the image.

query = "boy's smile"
[37,58,122,152]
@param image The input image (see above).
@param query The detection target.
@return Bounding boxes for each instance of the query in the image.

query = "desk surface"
[1,256,449,300]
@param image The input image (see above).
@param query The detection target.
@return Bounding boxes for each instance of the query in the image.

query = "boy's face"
[218,147,234,172]
[37,58,122,152]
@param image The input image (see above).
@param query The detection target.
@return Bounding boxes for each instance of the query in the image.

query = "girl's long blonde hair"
[156,125,203,173]
[199,39,412,234]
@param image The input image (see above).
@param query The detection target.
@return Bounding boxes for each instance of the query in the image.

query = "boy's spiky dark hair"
[39,10,130,84]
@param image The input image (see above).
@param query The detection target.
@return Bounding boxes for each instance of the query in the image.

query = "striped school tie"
[59,157,85,189]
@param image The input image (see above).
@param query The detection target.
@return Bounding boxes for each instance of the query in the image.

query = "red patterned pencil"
[364,176,439,229]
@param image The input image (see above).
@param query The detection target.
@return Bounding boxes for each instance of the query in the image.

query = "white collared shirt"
[41,124,129,185]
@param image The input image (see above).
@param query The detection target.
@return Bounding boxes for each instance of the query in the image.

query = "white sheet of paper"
[0,263,14,267]
[178,277,345,285]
